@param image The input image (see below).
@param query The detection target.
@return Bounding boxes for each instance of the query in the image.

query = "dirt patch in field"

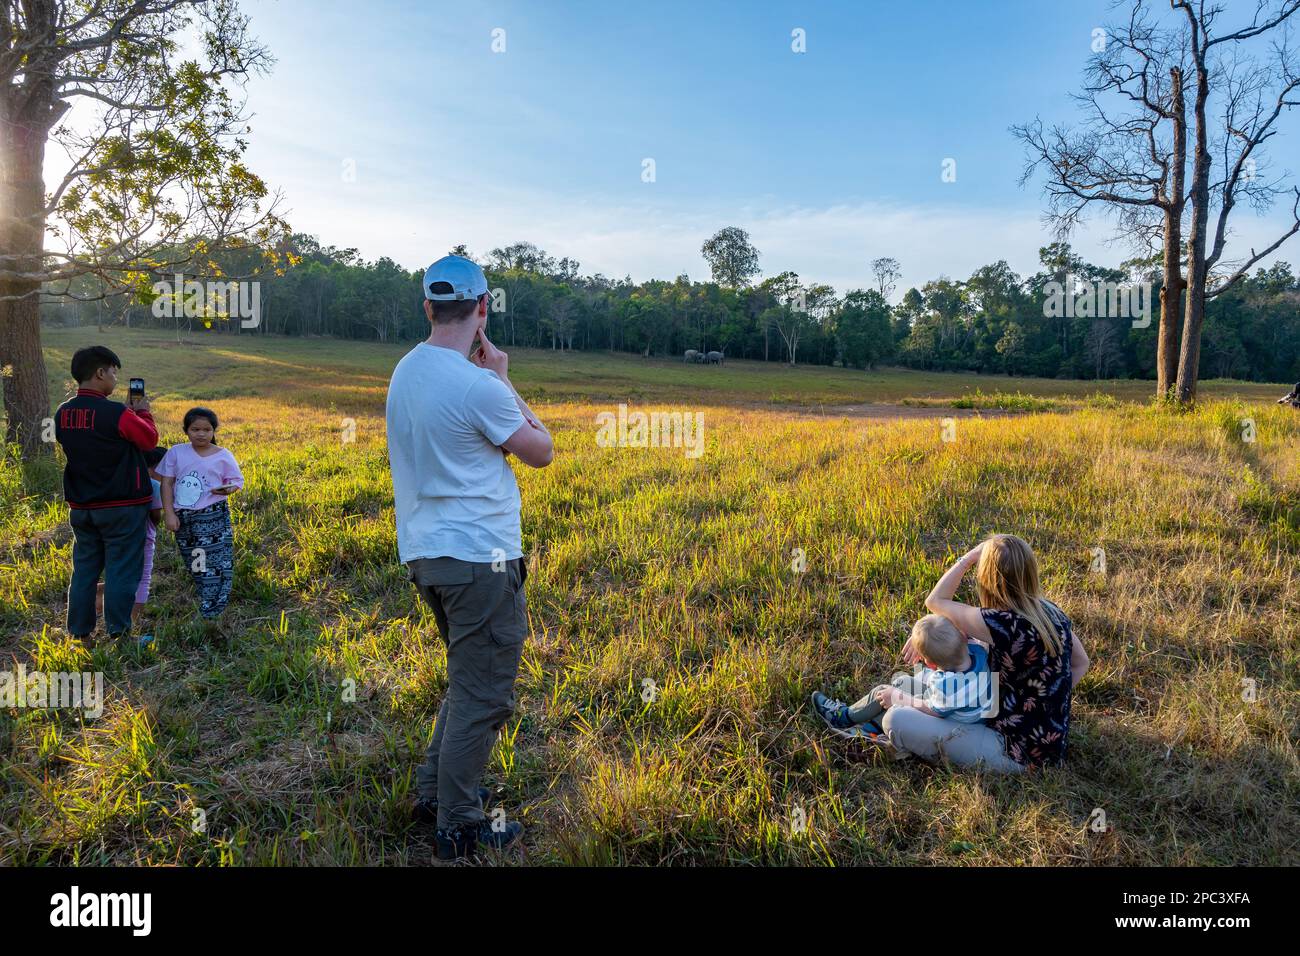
[756,402,1029,420]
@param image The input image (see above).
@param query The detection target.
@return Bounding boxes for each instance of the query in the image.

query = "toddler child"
[811,614,994,740]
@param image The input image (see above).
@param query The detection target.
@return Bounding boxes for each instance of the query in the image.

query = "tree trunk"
[0,112,52,458]
[1177,56,1212,404]
[1158,208,1185,398]
[1157,67,1186,400]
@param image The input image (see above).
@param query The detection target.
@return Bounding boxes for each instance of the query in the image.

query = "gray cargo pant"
[876,675,1024,773]
[408,555,528,829]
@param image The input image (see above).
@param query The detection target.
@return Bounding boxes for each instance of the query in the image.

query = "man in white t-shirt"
[386,253,553,860]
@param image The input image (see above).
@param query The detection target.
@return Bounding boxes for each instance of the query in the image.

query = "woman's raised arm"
[925,544,993,641]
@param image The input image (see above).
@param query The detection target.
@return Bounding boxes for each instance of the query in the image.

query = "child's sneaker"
[835,717,901,755]
[810,691,857,734]
[840,720,889,743]
[810,691,895,745]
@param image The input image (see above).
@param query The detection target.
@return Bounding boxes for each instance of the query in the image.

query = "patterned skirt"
[174,500,234,619]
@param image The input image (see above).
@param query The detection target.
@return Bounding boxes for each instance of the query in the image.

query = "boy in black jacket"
[54,346,159,641]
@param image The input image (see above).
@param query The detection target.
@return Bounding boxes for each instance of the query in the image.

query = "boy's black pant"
[408,556,528,830]
[68,504,148,636]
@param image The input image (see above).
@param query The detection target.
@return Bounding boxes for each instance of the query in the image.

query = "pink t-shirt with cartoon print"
[157,443,244,511]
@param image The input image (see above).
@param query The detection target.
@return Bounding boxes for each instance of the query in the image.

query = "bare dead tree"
[1013,0,1189,399]
[1016,0,1300,403]
[871,256,901,301]
[1171,0,1300,402]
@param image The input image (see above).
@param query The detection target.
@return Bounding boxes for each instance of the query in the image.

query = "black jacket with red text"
[54,389,159,508]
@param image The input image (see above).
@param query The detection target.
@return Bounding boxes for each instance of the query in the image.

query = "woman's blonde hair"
[975,534,1064,656]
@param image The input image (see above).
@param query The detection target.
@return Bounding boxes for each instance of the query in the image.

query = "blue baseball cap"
[423,254,489,301]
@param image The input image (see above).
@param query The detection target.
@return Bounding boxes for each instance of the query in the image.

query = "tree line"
[42,232,1300,385]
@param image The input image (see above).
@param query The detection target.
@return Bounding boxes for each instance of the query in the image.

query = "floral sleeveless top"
[980,601,1073,768]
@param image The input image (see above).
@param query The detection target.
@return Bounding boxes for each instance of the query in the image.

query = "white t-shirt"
[385,343,526,564]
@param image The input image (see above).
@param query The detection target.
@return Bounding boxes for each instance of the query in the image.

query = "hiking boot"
[412,787,493,825]
[435,818,523,861]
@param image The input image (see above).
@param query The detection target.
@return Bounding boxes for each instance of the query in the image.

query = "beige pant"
[875,675,1024,773]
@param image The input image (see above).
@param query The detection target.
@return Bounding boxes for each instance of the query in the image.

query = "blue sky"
[227,0,1300,296]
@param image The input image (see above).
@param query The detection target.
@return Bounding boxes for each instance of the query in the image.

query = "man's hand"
[470,328,509,381]
[129,395,151,413]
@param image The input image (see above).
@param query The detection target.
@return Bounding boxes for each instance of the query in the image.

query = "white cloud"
[283,180,1300,298]
[51,103,1300,297]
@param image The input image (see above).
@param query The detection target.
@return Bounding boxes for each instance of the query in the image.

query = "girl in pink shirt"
[158,407,243,621]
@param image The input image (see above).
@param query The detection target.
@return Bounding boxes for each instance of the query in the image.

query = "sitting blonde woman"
[813,534,1090,773]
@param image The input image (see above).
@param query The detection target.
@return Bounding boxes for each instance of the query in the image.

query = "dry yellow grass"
[1,329,1296,865]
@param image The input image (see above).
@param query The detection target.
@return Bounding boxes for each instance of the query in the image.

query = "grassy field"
[28,326,1289,411]
[1,326,1297,865]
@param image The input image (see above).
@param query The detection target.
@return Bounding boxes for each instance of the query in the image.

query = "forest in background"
[43,233,1300,384]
